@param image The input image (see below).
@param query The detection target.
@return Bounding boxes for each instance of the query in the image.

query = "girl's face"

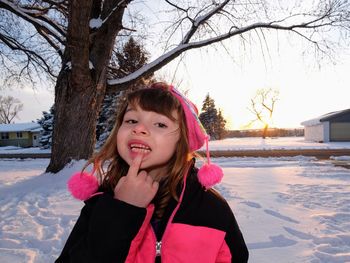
[117,104,180,180]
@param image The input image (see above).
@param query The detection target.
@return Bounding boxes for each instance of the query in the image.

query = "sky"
[2,85,54,124]
[2,2,349,130]
[1,137,350,262]
[156,37,350,130]
[4,42,349,130]
[143,0,350,130]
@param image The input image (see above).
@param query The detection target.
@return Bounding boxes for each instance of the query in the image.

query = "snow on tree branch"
[181,0,230,44]
[0,0,66,49]
[93,0,130,31]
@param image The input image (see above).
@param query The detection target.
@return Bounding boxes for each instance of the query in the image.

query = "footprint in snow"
[264,209,300,224]
[248,234,297,250]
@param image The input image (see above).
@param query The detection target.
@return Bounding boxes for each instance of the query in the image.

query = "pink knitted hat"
[169,86,223,189]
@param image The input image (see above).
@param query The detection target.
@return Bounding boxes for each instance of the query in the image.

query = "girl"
[56,82,249,262]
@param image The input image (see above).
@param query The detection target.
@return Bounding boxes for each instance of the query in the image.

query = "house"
[301,108,350,142]
[0,122,42,147]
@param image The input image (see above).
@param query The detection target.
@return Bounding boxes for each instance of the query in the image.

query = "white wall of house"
[323,122,330,142]
[304,124,325,142]
[32,132,41,147]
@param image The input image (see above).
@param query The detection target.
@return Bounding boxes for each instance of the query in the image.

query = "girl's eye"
[125,119,137,124]
[155,123,168,128]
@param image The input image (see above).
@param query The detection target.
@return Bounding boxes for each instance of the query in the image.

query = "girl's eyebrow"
[125,106,178,122]
[125,106,136,113]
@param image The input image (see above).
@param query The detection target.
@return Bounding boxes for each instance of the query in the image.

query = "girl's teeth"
[130,144,151,152]
[131,147,151,153]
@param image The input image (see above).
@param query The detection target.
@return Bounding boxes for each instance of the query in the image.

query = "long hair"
[85,82,194,218]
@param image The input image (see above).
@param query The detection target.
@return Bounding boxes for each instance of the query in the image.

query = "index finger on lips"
[128,154,143,177]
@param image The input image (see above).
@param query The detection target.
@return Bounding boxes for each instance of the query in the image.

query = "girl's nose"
[132,123,149,135]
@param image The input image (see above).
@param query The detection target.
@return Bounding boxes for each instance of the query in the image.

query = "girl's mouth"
[129,143,152,154]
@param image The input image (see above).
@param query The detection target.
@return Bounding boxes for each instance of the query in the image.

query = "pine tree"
[199,94,227,140]
[95,94,119,148]
[96,37,153,147]
[37,106,54,149]
[199,94,217,139]
[216,109,227,139]
[112,37,149,79]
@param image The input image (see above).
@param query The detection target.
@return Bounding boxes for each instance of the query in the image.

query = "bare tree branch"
[0,95,23,124]
[108,2,350,89]
[0,33,57,77]
[0,0,66,48]
[181,0,230,44]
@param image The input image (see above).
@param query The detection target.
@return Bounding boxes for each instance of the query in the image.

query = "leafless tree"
[0,95,23,124]
[248,88,279,138]
[0,0,349,172]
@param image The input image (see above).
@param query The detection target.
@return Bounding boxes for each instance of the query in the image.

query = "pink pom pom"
[198,163,224,189]
[67,172,99,200]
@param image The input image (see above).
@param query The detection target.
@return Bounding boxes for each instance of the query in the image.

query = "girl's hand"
[114,154,159,208]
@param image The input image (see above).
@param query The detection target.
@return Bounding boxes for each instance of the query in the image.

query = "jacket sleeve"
[55,192,149,263]
[216,204,249,263]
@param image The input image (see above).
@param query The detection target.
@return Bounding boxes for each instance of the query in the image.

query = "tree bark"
[46,0,128,173]
[46,70,99,173]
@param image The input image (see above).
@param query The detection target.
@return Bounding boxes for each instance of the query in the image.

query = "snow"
[89,18,103,29]
[205,137,350,151]
[1,136,350,154]
[1,137,350,262]
[301,109,350,127]
[0,123,41,132]
[89,61,94,70]
[65,62,72,70]
[1,0,65,44]
[64,61,94,71]
[0,146,50,154]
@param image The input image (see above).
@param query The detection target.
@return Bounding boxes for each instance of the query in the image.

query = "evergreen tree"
[95,94,119,148]
[216,109,227,139]
[111,37,149,79]
[37,106,54,149]
[96,37,153,148]
[199,94,227,140]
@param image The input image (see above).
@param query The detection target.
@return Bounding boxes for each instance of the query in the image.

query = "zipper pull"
[156,241,162,257]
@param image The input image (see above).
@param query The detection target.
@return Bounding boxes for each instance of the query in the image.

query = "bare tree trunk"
[262,124,269,139]
[46,66,105,172]
[46,0,127,172]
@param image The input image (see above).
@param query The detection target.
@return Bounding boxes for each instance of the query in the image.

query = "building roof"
[0,122,42,132]
[301,108,350,126]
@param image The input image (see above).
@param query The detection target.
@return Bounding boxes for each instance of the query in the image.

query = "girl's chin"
[129,150,150,160]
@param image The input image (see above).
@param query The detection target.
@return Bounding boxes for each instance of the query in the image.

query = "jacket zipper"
[151,167,189,259]
[151,226,162,258]
[156,241,162,256]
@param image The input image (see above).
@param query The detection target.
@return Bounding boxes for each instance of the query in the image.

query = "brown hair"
[85,82,194,218]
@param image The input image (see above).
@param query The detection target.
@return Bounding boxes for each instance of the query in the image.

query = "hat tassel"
[198,136,223,189]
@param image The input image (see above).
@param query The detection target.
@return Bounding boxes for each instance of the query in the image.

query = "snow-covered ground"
[1,137,350,262]
[2,136,350,155]
[206,137,350,151]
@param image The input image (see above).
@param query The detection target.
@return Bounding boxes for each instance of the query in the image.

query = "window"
[16,132,23,138]
[1,133,9,139]
[33,135,37,140]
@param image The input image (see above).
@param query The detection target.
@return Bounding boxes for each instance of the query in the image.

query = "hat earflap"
[67,171,99,200]
[197,136,223,189]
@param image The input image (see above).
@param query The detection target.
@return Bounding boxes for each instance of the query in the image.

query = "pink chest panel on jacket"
[127,222,231,263]
[162,223,230,262]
